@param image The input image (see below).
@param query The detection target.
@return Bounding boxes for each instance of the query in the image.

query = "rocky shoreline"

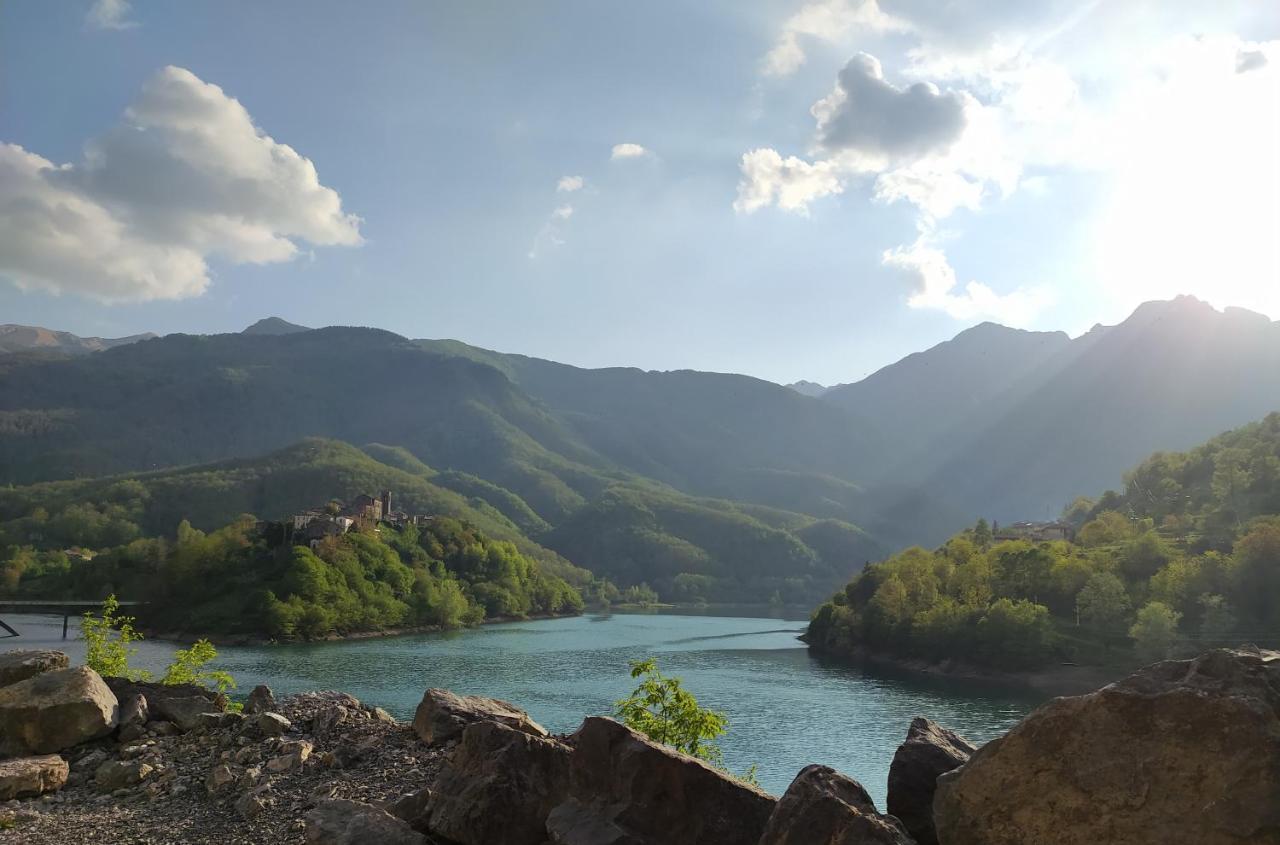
[1,645,1278,844]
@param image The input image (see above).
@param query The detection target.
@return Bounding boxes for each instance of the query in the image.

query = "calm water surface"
[2,611,1041,804]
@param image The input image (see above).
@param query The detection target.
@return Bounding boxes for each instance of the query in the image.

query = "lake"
[0,610,1042,805]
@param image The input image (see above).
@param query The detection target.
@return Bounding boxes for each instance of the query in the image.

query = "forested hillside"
[1,297,1276,606]
[2,511,585,639]
[807,412,1280,671]
[0,438,880,605]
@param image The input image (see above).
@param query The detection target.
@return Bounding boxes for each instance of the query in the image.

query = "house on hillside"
[993,520,1075,543]
[275,490,426,548]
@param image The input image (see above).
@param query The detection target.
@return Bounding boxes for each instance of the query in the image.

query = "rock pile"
[4,646,1280,844]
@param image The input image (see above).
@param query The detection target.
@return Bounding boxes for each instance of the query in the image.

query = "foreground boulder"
[759,764,913,845]
[426,720,572,845]
[244,684,277,715]
[0,666,118,756]
[887,717,974,845]
[546,716,776,845]
[0,650,70,688]
[305,798,427,845]
[413,688,548,745]
[0,754,68,799]
[103,678,222,732]
[935,647,1280,845]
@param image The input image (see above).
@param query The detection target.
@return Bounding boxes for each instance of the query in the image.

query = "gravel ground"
[1,691,445,845]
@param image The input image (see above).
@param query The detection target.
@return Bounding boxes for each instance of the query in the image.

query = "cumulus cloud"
[734,149,843,214]
[556,175,584,192]
[763,0,908,77]
[736,53,994,217]
[610,143,649,160]
[1236,47,1268,73]
[86,0,137,30]
[0,66,361,302]
[814,54,969,159]
[883,234,1050,324]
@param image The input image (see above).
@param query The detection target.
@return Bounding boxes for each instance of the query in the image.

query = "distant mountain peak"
[0,324,155,355]
[242,317,311,335]
[786,380,830,398]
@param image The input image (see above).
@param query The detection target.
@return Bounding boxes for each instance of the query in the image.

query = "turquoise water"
[1,611,1040,805]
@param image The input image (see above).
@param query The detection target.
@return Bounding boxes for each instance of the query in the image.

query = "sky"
[1,1,1277,385]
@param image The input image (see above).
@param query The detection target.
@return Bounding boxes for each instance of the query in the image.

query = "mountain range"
[0,295,1275,600]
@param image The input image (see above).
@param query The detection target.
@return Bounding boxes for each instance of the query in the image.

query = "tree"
[973,518,992,548]
[82,594,149,680]
[161,639,236,694]
[1129,601,1182,662]
[615,658,727,765]
[1232,521,1280,626]
[1120,531,1172,581]
[1078,511,1132,548]
[976,599,1054,668]
[1075,571,1130,636]
[1197,594,1237,647]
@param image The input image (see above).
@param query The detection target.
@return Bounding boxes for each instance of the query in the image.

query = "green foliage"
[81,595,149,681]
[1129,601,1182,661]
[810,413,1280,671]
[1075,572,1130,637]
[161,639,236,694]
[615,658,727,765]
[21,515,585,640]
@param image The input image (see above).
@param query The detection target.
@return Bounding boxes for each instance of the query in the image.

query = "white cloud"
[552,204,574,220]
[86,0,137,30]
[813,53,970,160]
[0,66,361,302]
[1236,47,1268,74]
[734,149,843,214]
[763,0,908,77]
[556,175,584,192]
[883,234,1050,324]
[610,143,649,160]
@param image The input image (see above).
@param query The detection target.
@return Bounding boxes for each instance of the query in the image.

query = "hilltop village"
[261,491,430,549]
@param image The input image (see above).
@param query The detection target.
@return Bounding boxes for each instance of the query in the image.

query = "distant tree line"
[2,514,586,639]
[808,412,1280,671]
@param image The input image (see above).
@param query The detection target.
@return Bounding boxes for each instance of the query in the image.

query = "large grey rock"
[413,687,548,745]
[935,647,1280,845]
[0,666,117,756]
[103,678,222,732]
[0,754,68,799]
[118,692,148,729]
[305,798,427,845]
[245,711,291,737]
[887,717,974,845]
[243,684,277,715]
[94,759,153,790]
[0,650,69,687]
[546,716,776,845]
[427,720,572,845]
[758,764,912,845]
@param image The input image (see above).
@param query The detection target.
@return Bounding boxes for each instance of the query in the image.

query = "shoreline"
[140,608,587,647]
[808,642,1136,698]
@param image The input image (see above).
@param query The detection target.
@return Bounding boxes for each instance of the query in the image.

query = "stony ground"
[0,692,446,845]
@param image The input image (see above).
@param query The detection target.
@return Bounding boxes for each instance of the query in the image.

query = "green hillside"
[807,412,1280,671]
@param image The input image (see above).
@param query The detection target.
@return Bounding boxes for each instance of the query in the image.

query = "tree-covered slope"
[807,411,1280,671]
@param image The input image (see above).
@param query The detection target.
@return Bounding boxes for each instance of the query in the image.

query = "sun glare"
[1094,38,1280,318]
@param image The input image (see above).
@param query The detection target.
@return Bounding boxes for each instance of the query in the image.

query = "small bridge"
[0,600,145,639]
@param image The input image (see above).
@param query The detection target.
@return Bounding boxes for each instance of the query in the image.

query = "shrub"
[81,594,150,680]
